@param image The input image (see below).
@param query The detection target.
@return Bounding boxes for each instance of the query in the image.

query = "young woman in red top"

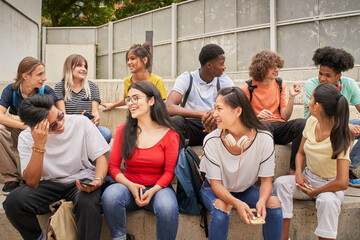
[101,81,179,240]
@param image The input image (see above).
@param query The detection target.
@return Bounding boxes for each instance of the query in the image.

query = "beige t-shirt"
[303,116,351,179]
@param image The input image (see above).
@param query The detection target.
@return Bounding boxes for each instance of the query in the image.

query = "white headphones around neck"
[223,130,254,150]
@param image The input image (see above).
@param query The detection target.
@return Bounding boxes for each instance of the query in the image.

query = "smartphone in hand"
[83,112,95,120]
[79,179,95,187]
[249,209,266,225]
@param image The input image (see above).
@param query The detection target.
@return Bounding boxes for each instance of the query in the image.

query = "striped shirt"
[54,81,101,115]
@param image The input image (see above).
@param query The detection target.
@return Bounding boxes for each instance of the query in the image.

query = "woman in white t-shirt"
[274,83,353,240]
[199,86,283,240]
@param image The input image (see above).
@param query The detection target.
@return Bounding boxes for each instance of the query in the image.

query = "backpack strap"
[39,85,45,94]
[13,85,46,107]
[181,74,193,108]
[275,77,283,112]
[245,79,257,102]
[216,77,220,92]
[276,77,282,93]
[184,147,208,237]
[12,89,16,107]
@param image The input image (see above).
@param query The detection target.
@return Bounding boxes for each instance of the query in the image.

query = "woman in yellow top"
[102,42,167,111]
[274,84,353,240]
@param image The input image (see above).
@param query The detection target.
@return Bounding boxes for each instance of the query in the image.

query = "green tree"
[42,0,117,27]
[115,0,187,20]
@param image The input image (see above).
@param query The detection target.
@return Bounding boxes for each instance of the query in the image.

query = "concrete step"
[1,184,360,240]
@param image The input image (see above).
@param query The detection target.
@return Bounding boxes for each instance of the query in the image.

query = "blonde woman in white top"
[274,83,353,240]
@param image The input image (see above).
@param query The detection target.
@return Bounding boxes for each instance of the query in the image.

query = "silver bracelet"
[94,177,104,184]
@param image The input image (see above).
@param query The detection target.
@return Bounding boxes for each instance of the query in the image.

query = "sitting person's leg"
[233,185,282,240]
[2,181,65,239]
[200,180,231,240]
[315,191,344,239]
[186,118,207,146]
[271,119,306,171]
[70,185,103,240]
[0,124,22,194]
[171,115,207,147]
[97,126,112,144]
[144,185,179,240]
[170,115,187,147]
[101,183,141,240]
[349,119,360,179]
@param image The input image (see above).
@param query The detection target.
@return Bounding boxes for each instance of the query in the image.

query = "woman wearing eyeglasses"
[101,81,179,240]
[199,87,283,240]
[0,57,55,195]
[54,54,112,143]
[102,42,167,111]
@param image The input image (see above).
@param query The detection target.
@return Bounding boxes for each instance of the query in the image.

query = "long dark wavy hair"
[217,87,268,131]
[122,81,173,160]
[313,84,353,159]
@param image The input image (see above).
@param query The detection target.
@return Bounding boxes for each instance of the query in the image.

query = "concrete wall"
[0,0,42,82]
[44,0,360,80]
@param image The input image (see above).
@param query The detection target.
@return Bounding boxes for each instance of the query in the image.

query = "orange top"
[241,80,287,122]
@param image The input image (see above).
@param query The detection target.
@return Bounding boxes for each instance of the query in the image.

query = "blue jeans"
[101,183,179,240]
[98,126,112,144]
[350,119,360,170]
[200,181,283,240]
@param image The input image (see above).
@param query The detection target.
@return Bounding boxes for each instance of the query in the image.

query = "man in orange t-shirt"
[241,50,306,173]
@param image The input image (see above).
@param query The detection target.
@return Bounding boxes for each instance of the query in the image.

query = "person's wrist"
[32,145,46,153]
[94,177,104,185]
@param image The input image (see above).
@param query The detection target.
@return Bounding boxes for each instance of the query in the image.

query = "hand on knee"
[214,199,232,213]
[266,196,281,208]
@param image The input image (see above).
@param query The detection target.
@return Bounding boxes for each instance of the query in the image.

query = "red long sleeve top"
[109,124,179,188]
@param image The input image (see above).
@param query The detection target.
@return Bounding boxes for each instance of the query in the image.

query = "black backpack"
[245,77,283,113]
[245,77,282,101]
[174,146,209,237]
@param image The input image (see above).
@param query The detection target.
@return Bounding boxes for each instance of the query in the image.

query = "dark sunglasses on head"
[49,112,64,132]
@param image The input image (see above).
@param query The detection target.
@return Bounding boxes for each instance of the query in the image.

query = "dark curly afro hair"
[312,46,354,74]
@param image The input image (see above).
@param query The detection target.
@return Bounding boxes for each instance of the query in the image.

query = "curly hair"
[199,44,225,66]
[249,50,284,82]
[312,46,354,74]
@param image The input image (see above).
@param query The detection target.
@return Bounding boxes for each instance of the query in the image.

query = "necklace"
[19,85,35,99]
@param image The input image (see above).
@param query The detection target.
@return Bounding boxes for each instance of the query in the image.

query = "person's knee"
[76,190,101,212]
[102,184,129,207]
[266,196,281,208]
[273,176,291,193]
[3,188,25,214]
[316,197,341,211]
[294,118,306,130]
[213,199,232,214]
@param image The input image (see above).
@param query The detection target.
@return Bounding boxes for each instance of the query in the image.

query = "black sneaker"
[126,233,135,240]
[2,181,19,196]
